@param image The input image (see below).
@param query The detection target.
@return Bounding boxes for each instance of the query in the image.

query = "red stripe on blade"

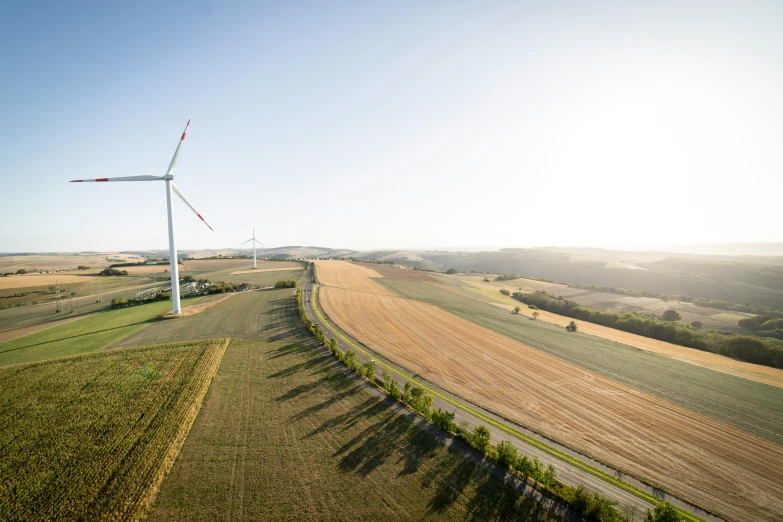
[197,214,204,220]
[96,178,109,182]
[70,180,83,182]
[181,132,187,140]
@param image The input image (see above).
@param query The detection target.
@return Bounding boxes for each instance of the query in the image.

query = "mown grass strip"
[310,286,705,522]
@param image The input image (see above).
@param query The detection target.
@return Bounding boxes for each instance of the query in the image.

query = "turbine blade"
[241,238,254,245]
[171,182,213,231]
[70,175,164,182]
[254,239,264,245]
[166,119,190,176]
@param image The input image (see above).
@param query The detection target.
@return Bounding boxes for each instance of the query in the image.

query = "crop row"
[0,338,228,521]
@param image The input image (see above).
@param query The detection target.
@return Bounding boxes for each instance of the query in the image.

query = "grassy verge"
[0,338,229,521]
[310,285,705,522]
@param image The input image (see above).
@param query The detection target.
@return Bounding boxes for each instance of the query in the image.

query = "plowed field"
[320,285,783,521]
[315,260,394,295]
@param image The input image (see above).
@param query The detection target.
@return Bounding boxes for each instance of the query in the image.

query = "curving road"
[301,266,723,522]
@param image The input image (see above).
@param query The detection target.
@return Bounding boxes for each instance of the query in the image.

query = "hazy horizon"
[2,2,782,252]
[5,240,783,258]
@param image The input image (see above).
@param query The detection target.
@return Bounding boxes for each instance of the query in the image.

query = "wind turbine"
[70,120,212,315]
[242,227,263,269]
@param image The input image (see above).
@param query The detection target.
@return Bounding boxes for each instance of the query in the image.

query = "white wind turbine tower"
[242,227,263,269]
[71,120,212,315]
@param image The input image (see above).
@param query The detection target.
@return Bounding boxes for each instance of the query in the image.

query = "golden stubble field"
[315,260,395,295]
[0,273,96,290]
[317,262,783,521]
[0,254,143,273]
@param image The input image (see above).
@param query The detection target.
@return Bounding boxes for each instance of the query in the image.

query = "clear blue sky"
[2,1,782,253]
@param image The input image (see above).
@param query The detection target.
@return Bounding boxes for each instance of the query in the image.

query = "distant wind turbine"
[242,227,264,269]
[70,120,212,315]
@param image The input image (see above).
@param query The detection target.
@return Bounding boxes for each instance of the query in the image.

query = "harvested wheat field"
[0,273,94,290]
[315,260,395,295]
[0,254,142,273]
[230,267,301,275]
[319,285,783,521]
[488,302,783,390]
[185,259,252,270]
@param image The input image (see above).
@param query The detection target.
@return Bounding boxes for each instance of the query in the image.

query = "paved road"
[301,267,723,522]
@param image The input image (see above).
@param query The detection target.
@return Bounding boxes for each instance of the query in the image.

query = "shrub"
[16,269,27,275]
[528,304,538,310]
[690,320,703,329]
[274,280,297,288]
[513,306,521,314]
[446,268,458,274]
[110,297,128,308]
[566,320,578,332]
[100,268,128,276]
[500,288,511,296]
[645,502,681,522]
[483,277,490,282]
[471,425,491,452]
[662,309,682,321]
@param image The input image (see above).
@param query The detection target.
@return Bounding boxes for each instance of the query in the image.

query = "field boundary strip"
[309,283,708,522]
[137,337,230,519]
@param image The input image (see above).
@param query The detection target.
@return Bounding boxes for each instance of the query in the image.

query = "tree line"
[512,291,783,369]
[567,282,780,315]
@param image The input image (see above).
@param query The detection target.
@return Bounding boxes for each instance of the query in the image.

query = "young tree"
[532,311,539,320]
[496,440,518,468]
[513,306,521,314]
[431,409,456,432]
[403,381,412,404]
[363,360,376,383]
[690,320,703,329]
[541,464,557,487]
[329,338,339,355]
[566,320,578,332]
[446,268,458,274]
[344,350,356,369]
[471,425,491,452]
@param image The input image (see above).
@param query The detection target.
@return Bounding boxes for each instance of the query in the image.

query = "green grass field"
[379,279,783,446]
[149,293,555,521]
[0,300,180,367]
[0,338,228,521]
[115,289,296,347]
